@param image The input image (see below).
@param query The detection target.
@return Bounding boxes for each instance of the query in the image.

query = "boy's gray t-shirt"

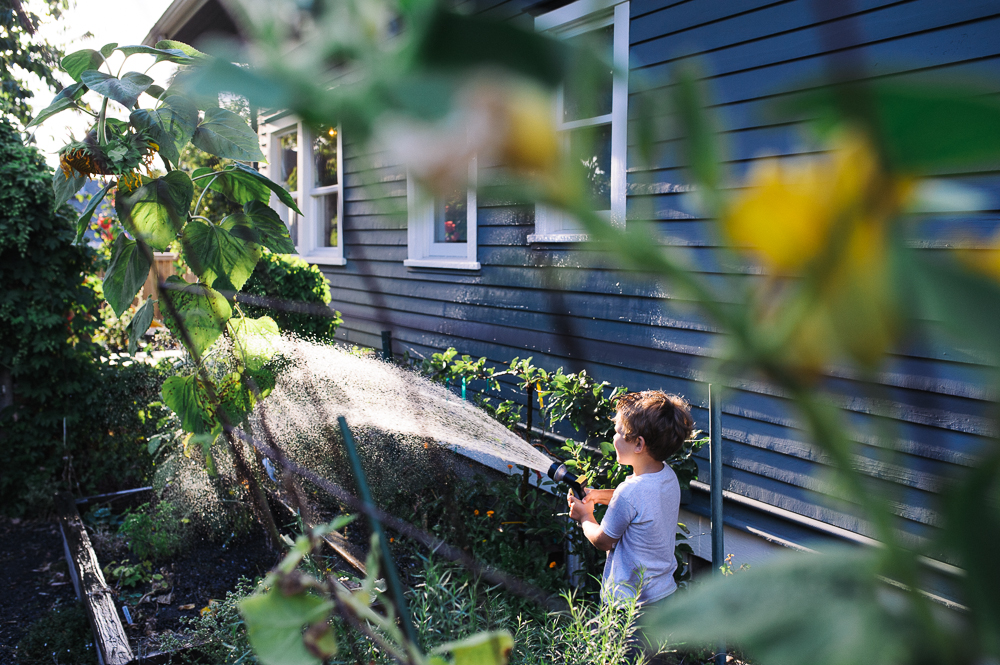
[600,464,680,605]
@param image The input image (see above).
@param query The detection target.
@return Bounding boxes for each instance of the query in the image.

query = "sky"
[25,0,176,167]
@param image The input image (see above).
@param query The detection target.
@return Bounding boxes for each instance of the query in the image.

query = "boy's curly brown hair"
[614,390,694,461]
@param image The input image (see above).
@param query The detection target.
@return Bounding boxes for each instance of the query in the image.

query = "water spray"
[547,462,585,500]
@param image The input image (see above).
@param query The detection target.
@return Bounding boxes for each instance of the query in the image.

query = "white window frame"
[404,158,480,270]
[529,0,629,243]
[258,114,346,266]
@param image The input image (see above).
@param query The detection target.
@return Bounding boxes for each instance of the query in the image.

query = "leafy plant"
[118,500,190,561]
[16,602,98,665]
[240,250,343,341]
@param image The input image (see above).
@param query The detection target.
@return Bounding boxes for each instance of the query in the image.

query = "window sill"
[299,253,347,266]
[404,259,481,270]
[527,232,590,244]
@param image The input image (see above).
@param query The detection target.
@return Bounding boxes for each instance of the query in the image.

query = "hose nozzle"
[547,463,585,500]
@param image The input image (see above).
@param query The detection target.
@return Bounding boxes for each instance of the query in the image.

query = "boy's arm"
[568,494,619,552]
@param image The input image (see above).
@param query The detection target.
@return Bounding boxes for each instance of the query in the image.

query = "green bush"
[119,500,190,561]
[240,250,342,341]
[0,118,107,516]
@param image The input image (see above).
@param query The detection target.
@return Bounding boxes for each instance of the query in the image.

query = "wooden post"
[55,491,133,665]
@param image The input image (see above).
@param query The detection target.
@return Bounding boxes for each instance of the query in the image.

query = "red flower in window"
[445,220,455,232]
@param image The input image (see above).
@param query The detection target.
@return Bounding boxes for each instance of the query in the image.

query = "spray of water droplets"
[248,336,555,475]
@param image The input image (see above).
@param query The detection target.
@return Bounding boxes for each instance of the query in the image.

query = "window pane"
[279,131,298,191]
[569,124,612,210]
[313,126,338,188]
[319,193,339,248]
[288,208,299,248]
[434,187,467,243]
[562,25,613,123]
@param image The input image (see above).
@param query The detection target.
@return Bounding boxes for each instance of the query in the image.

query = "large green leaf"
[155,40,207,60]
[417,10,566,88]
[103,235,152,317]
[230,201,296,254]
[910,251,1000,355]
[80,70,154,109]
[182,219,261,291]
[217,372,257,426]
[116,171,194,250]
[127,296,156,355]
[433,631,514,665]
[192,107,266,162]
[100,42,118,58]
[27,82,87,128]
[160,275,233,357]
[227,316,280,372]
[643,548,911,665]
[52,168,86,209]
[240,590,332,665]
[61,49,103,82]
[161,373,219,435]
[199,165,271,206]
[785,81,1000,172]
[74,181,113,244]
[130,95,199,166]
[117,43,199,65]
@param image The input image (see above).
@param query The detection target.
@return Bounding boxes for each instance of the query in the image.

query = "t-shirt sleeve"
[600,486,636,541]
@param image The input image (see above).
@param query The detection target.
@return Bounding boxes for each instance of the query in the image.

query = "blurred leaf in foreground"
[643,548,917,665]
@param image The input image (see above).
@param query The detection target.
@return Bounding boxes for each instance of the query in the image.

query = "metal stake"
[709,384,726,665]
[337,416,419,649]
[380,330,393,362]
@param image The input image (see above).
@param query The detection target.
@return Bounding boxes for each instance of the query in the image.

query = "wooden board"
[55,491,134,665]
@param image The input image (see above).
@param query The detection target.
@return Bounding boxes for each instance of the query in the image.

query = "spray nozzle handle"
[547,463,586,500]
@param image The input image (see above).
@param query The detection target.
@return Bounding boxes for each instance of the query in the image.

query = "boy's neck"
[629,454,664,476]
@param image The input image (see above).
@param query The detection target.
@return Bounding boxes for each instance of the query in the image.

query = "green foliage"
[103,558,154,588]
[240,250,343,341]
[0,0,67,128]
[16,602,98,665]
[118,500,190,561]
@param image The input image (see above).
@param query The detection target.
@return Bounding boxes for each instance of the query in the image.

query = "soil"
[0,517,80,663]
[0,512,290,664]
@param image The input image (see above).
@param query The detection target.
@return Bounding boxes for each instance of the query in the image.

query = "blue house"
[146,0,998,604]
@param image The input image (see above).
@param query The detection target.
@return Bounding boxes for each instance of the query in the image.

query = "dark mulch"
[0,517,80,663]
[0,512,283,664]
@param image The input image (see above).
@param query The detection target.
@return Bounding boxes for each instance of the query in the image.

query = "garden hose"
[547,462,586,500]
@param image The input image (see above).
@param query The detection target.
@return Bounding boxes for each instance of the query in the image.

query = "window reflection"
[320,193,338,247]
[314,126,338,188]
[562,25,613,123]
[279,131,298,191]
[435,187,467,243]
[569,125,612,210]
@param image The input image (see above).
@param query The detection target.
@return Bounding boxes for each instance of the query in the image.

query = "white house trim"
[405,159,480,270]
[529,0,629,244]
[258,115,346,266]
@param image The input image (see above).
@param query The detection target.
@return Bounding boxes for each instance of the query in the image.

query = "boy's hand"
[567,492,595,522]
[583,488,615,506]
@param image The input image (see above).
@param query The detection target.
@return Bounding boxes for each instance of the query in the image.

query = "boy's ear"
[635,435,646,452]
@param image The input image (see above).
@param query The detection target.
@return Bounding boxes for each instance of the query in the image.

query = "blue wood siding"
[321,0,1000,548]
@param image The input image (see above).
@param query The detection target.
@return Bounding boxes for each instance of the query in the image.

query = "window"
[529,0,629,243]
[259,115,345,265]
[404,159,480,270]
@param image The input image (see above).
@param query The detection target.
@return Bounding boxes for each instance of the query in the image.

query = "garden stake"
[337,416,420,651]
[709,384,726,665]
[381,330,393,362]
[461,375,467,400]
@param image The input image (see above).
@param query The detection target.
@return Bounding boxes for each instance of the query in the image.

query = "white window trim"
[258,114,346,266]
[529,0,629,244]
[404,159,480,270]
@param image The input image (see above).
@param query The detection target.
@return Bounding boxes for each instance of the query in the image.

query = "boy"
[567,390,693,607]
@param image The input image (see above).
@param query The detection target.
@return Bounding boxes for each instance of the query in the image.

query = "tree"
[0,0,70,128]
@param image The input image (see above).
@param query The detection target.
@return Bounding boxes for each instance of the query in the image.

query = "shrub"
[0,118,107,515]
[119,500,190,561]
[240,250,342,341]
